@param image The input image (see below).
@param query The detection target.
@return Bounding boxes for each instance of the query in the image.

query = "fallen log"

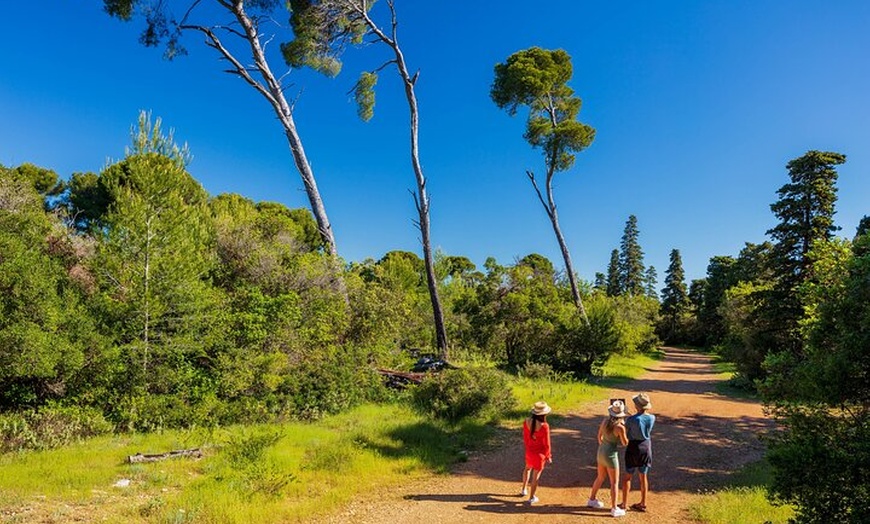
[377,368,426,389]
[127,448,202,464]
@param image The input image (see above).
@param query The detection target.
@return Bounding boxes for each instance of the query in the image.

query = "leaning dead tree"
[284,0,449,358]
[103,1,342,268]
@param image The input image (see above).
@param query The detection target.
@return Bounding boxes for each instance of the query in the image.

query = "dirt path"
[318,347,774,523]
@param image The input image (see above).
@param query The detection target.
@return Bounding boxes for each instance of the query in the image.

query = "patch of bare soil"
[317,347,774,523]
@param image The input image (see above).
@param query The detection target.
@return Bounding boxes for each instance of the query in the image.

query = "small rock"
[113,479,131,488]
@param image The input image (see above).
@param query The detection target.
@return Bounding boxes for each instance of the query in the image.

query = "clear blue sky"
[2,1,868,285]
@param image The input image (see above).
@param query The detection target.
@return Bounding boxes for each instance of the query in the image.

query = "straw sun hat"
[608,400,627,418]
[531,401,552,416]
[632,392,652,410]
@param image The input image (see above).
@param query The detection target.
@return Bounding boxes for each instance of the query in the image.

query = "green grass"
[690,458,794,524]
[0,351,661,523]
[0,403,494,523]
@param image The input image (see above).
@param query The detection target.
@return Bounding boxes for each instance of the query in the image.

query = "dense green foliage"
[0,113,663,448]
[411,367,515,423]
[681,150,867,521]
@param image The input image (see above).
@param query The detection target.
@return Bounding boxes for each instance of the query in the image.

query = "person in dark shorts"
[621,393,655,512]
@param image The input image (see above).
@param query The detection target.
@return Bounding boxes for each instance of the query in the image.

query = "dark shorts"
[625,439,652,474]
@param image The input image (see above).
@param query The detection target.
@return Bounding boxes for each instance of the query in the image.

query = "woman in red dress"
[521,401,553,504]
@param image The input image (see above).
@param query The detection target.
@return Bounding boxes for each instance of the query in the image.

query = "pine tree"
[644,266,658,300]
[491,47,596,323]
[661,249,688,342]
[619,215,645,296]
[766,150,845,354]
[662,249,688,313]
[593,272,606,292]
[606,248,621,296]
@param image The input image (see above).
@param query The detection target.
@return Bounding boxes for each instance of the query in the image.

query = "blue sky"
[2,1,868,285]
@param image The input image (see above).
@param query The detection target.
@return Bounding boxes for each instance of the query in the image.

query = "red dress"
[523,419,552,470]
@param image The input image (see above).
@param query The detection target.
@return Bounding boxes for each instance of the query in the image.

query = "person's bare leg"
[589,463,607,500]
[529,468,544,500]
[639,472,649,507]
[607,467,619,509]
[621,471,632,509]
[521,466,531,494]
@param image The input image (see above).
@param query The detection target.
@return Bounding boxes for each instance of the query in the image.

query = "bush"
[517,361,561,381]
[281,345,387,421]
[767,407,870,523]
[0,404,113,453]
[411,367,515,423]
[551,297,620,377]
[214,430,297,499]
[611,294,661,354]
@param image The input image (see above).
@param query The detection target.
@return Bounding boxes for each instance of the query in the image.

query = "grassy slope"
[0,352,660,523]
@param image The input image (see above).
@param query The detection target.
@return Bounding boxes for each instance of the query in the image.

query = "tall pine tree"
[619,215,645,296]
[606,248,621,296]
[661,249,688,343]
[766,150,845,356]
[644,266,658,300]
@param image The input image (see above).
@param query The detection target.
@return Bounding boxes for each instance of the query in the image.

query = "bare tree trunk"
[182,3,346,302]
[546,176,588,322]
[397,50,448,358]
[359,2,449,358]
[228,3,339,260]
[527,167,589,324]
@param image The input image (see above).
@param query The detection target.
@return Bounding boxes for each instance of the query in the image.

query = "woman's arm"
[616,423,628,446]
[543,424,552,462]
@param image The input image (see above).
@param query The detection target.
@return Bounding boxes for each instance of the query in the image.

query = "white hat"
[608,400,627,418]
[531,401,552,416]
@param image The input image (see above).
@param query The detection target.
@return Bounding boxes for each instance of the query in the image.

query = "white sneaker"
[527,495,539,505]
[521,488,528,496]
[611,507,626,517]
[587,499,604,508]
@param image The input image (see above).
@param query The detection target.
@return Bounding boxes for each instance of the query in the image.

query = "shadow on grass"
[356,419,498,473]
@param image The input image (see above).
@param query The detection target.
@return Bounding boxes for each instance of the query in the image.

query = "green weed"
[691,460,794,524]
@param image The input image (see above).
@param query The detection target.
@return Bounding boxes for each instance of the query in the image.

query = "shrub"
[548,295,620,377]
[767,407,870,523]
[411,367,515,423]
[611,294,661,354]
[281,345,387,421]
[0,404,113,453]
[215,430,297,499]
[517,361,558,381]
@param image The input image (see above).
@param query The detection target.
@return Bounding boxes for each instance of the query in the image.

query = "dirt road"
[319,347,774,523]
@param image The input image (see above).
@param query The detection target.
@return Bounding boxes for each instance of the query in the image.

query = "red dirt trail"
[317,347,774,524]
